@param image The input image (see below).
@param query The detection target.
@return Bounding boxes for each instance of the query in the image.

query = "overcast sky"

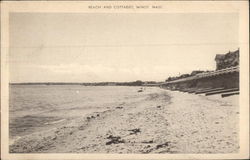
[9,13,239,83]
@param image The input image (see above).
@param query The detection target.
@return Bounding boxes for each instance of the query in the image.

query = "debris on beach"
[156,142,170,149]
[137,89,143,92]
[78,125,85,130]
[140,141,172,154]
[86,117,91,120]
[86,113,100,121]
[106,135,125,145]
[116,106,123,109]
[141,140,154,144]
[128,128,141,135]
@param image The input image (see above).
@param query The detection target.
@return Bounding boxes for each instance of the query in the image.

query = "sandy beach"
[9,87,239,153]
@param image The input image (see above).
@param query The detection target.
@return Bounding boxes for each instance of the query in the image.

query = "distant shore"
[9,80,160,86]
[10,87,239,153]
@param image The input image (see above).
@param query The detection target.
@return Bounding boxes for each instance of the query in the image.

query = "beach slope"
[10,87,239,153]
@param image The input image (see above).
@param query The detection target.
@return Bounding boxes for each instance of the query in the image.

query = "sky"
[9,13,239,83]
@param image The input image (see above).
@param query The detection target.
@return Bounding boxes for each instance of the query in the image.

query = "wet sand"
[10,87,239,153]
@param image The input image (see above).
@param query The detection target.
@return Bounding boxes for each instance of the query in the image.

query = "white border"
[1,1,249,160]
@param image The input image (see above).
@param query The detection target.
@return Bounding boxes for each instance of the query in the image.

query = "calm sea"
[9,85,141,139]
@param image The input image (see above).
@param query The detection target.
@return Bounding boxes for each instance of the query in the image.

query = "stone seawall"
[162,72,239,91]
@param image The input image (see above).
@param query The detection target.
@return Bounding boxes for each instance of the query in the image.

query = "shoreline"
[10,87,239,153]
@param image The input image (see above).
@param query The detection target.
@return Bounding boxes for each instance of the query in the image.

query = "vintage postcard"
[1,1,249,160]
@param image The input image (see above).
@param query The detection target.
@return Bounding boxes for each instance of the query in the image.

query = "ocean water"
[9,85,142,139]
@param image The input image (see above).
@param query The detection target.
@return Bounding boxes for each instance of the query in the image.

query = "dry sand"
[9,87,239,153]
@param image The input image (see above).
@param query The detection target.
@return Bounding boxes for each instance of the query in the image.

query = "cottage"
[215,49,239,70]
